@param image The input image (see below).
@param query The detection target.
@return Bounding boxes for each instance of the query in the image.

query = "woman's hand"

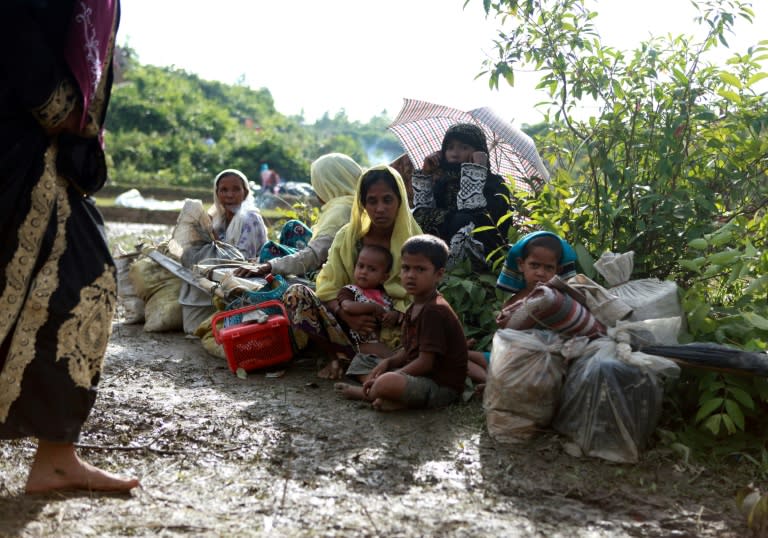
[381,310,401,328]
[471,151,489,168]
[421,151,441,175]
[233,262,271,278]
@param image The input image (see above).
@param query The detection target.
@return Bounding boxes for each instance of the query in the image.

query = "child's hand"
[369,357,391,380]
[495,308,512,329]
[471,151,489,168]
[381,310,400,328]
[422,151,441,174]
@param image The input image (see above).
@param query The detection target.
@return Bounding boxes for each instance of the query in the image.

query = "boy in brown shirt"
[335,234,468,411]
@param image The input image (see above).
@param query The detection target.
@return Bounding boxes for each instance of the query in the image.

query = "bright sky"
[118,0,766,127]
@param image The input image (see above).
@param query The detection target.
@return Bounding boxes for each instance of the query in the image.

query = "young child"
[493,230,608,341]
[411,123,511,268]
[337,244,402,358]
[335,235,469,411]
[495,231,576,327]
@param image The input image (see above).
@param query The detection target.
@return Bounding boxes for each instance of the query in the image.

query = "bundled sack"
[567,273,633,327]
[114,251,144,324]
[169,201,246,334]
[129,250,183,332]
[594,251,683,323]
[552,337,679,463]
[501,276,605,339]
[484,329,567,443]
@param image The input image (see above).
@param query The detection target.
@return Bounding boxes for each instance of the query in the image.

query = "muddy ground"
[0,224,755,537]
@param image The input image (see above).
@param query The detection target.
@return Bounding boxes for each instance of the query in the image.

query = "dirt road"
[0,320,749,537]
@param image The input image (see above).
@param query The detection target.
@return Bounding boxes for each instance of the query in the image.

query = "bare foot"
[317,359,343,380]
[25,441,140,494]
[371,398,407,412]
[334,382,365,401]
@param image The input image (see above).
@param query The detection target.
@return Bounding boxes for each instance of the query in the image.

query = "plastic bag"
[114,251,144,324]
[179,282,215,335]
[594,251,684,323]
[567,273,633,327]
[552,337,667,463]
[484,329,566,443]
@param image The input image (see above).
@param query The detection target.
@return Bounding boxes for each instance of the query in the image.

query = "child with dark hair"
[411,123,512,268]
[337,244,402,357]
[335,235,469,411]
[495,231,604,337]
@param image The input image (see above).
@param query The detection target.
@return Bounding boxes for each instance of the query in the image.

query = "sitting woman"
[411,123,512,269]
[235,153,362,279]
[209,168,268,259]
[283,165,422,379]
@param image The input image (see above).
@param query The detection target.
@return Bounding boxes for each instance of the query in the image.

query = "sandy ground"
[0,223,753,537]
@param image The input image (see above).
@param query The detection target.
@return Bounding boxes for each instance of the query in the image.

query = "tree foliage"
[105,47,403,188]
[476,0,768,457]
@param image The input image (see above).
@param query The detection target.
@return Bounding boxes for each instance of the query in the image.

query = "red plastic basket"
[212,299,293,373]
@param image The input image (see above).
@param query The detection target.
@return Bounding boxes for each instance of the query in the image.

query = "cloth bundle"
[502,278,605,339]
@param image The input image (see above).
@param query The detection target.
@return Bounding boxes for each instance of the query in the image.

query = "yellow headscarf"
[315,164,422,312]
[310,153,361,239]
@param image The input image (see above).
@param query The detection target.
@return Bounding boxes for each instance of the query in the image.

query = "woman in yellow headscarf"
[283,165,422,379]
[235,153,362,278]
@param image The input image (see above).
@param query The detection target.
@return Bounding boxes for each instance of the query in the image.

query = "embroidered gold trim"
[0,149,65,422]
[30,79,77,130]
[0,146,57,346]
[57,265,115,389]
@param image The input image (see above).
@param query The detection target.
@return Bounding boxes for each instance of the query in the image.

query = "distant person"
[411,123,512,269]
[260,163,281,195]
[234,153,362,279]
[335,235,469,411]
[209,169,268,259]
[337,244,402,358]
[0,0,139,493]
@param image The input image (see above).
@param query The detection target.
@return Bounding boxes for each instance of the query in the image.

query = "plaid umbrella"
[388,98,549,192]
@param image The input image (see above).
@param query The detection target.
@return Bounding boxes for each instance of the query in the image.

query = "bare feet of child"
[333,383,365,400]
[371,398,407,412]
[317,358,343,380]
[25,441,140,494]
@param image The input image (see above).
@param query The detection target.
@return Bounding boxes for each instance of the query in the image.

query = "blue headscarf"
[496,231,577,293]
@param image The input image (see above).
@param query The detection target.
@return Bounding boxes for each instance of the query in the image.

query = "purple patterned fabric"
[64,0,116,130]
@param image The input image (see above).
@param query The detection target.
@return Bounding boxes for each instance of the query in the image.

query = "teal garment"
[496,231,577,293]
[258,219,313,263]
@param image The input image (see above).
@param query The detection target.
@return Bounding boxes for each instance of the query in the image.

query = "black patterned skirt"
[0,141,115,443]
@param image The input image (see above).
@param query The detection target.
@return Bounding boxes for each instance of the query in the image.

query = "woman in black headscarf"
[411,123,513,269]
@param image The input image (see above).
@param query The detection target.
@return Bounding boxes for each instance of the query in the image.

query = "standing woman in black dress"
[0,0,139,493]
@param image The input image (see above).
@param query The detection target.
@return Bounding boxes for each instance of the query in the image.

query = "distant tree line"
[105,47,405,188]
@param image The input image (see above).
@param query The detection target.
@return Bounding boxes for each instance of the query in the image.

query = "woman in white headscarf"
[209,169,268,259]
[235,153,362,278]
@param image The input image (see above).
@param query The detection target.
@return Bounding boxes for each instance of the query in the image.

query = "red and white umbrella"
[388,98,549,192]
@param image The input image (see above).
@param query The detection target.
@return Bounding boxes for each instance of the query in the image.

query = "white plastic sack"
[484,329,566,443]
[567,273,633,327]
[594,251,684,323]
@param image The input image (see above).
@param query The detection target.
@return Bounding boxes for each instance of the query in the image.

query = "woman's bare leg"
[25,440,140,494]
